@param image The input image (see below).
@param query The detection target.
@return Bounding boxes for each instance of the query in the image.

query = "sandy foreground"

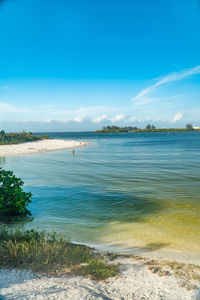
[0,139,89,157]
[0,257,200,300]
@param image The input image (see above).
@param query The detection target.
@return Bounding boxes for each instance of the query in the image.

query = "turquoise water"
[1,132,200,262]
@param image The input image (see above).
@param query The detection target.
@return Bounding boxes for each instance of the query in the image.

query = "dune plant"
[0,229,119,280]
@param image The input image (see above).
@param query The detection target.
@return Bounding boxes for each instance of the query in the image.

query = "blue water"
[1,132,200,262]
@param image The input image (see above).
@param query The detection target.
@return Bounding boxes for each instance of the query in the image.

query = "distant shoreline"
[95,124,200,133]
[0,139,89,157]
[96,128,200,133]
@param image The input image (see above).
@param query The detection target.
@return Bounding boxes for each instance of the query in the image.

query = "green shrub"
[0,130,42,145]
[79,259,119,280]
[0,168,32,217]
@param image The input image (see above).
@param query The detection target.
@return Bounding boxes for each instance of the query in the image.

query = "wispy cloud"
[111,114,126,122]
[133,65,200,102]
[77,106,119,115]
[0,101,125,122]
[128,116,136,122]
[170,112,183,123]
[30,114,136,125]
[73,116,85,122]
[0,102,29,113]
[92,114,108,123]
[0,102,60,115]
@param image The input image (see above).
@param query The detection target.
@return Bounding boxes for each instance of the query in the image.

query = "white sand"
[0,257,199,300]
[0,139,89,157]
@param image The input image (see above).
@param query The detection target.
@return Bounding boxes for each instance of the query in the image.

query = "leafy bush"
[0,168,32,217]
[0,130,42,145]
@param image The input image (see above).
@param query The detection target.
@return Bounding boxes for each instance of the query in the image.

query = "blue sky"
[0,0,200,131]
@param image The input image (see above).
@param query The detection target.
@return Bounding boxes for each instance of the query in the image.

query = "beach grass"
[0,229,119,280]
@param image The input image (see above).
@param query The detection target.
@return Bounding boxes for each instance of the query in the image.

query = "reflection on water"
[0,156,6,166]
[0,215,34,228]
[1,132,200,263]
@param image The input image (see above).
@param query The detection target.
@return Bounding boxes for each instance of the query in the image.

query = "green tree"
[146,124,156,130]
[0,130,6,142]
[186,123,193,131]
[0,168,32,217]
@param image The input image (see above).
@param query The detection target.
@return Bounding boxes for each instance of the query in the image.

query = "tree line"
[96,125,138,133]
[0,130,42,145]
[96,124,196,133]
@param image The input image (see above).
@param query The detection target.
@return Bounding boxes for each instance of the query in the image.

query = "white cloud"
[52,105,120,120]
[133,97,154,107]
[111,114,126,122]
[42,118,52,123]
[128,116,136,122]
[0,102,60,116]
[73,116,85,122]
[0,101,124,123]
[170,112,183,123]
[92,114,108,123]
[0,102,29,113]
[133,65,200,102]
[77,106,118,115]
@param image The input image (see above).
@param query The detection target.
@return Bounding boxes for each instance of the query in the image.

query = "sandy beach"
[0,139,89,157]
[0,256,200,300]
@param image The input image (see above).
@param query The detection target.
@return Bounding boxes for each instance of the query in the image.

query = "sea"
[1,131,200,263]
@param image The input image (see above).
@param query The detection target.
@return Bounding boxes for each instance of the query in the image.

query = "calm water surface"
[1,132,200,263]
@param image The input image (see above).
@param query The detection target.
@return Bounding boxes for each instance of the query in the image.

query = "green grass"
[0,229,119,280]
[78,259,119,280]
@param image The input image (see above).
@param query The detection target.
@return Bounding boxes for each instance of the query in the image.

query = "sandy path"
[0,258,198,300]
[0,139,89,157]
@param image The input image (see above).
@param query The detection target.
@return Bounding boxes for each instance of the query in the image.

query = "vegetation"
[78,259,119,280]
[96,124,197,133]
[134,124,195,132]
[186,123,194,131]
[0,168,32,218]
[133,128,188,132]
[146,124,156,130]
[0,229,119,280]
[0,130,47,145]
[96,125,138,133]
[0,168,118,280]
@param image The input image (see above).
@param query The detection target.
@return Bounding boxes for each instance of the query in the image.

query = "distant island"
[96,124,200,133]
[0,130,48,145]
[96,126,138,133]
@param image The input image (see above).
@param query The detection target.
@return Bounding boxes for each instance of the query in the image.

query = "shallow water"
[1,132,200,263]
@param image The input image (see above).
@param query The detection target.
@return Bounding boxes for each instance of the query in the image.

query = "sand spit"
[0,139,89,157]
[0,257,200,300]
